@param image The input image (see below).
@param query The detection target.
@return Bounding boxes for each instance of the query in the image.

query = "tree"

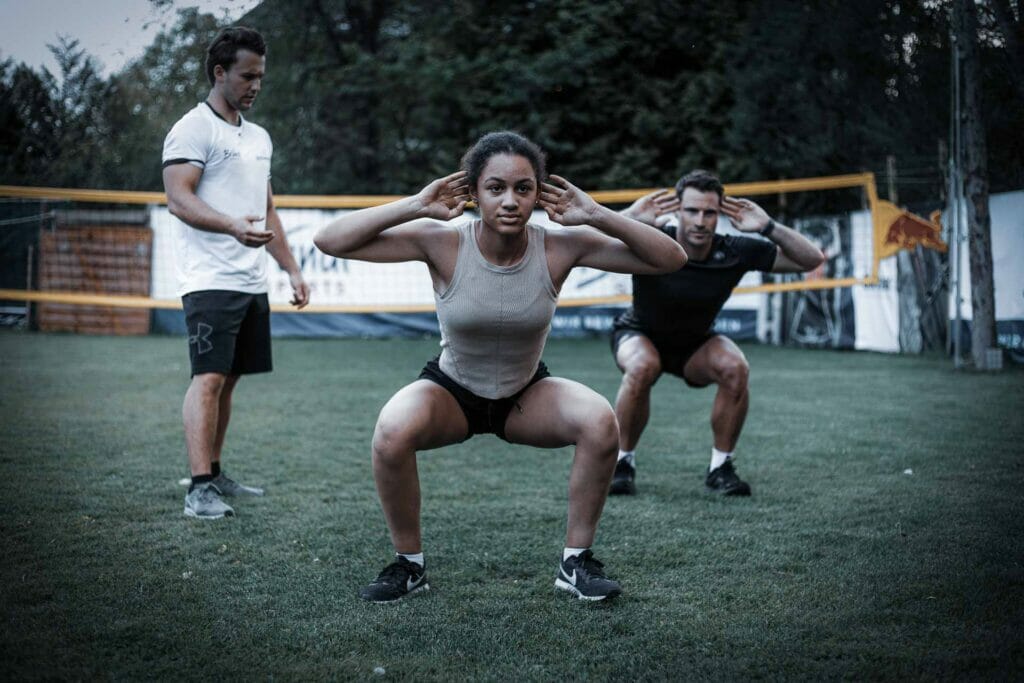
[984,0,1024,103]
[2,0,1022,207]
[0,38,112,187]
[0,59,55,183]
[953,0,998,369]
[100,9,221,191]
[721,0,955,211]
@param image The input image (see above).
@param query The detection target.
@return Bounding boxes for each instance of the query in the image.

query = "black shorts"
[418,357,551,442]
[610,322,714,388]
[182,290,272,377]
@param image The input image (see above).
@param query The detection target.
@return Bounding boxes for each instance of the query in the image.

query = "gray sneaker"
[212,472,264,497]
[184,483,235,519]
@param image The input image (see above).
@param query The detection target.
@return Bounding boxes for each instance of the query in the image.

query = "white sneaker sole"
[183,507,233,520]
[554,578,619,601]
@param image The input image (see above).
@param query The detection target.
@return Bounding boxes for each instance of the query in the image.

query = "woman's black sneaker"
[359,556,430,603]
[554,549,622,601]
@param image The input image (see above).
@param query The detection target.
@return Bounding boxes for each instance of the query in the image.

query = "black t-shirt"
[616,230,777,340]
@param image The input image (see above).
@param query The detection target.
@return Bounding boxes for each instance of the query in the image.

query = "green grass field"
[1,330,1022,680]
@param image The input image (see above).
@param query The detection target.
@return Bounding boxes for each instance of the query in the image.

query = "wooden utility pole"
[953,0,1000,370]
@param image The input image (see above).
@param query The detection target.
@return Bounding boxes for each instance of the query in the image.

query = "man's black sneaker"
[705,459,752,496]
[554,549,622,601]
[359,556,430,603]
[609,458,636,495]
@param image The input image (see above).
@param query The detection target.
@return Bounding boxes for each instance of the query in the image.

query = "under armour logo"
[713,250,724,260]
[189,322,213,354]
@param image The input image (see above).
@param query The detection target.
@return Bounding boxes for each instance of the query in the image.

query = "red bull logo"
[876,201,948,260]
[883,211,947,253]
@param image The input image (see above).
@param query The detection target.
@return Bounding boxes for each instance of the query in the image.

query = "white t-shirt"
[162,102,273,296]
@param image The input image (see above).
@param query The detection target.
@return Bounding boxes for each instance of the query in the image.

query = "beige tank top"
[435,220,558,399]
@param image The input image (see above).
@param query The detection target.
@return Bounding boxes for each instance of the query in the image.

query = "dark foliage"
[1,0,1020,202]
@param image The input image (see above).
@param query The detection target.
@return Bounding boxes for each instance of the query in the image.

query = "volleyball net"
[0,173,941,340]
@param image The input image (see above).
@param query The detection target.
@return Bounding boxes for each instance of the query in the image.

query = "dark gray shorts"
[610,324,714,388]
[182,290,272,377]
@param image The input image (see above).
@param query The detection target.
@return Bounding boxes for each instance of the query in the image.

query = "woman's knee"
[580,400,619,452]
[371,413,416,463]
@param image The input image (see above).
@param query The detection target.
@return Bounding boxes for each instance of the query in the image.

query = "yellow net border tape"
[0,172,881,311]
[0,173,875,207]
[0,277,874,313]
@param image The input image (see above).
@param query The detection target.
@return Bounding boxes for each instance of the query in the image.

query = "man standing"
[609,170,823,496]
[162,26,310,519]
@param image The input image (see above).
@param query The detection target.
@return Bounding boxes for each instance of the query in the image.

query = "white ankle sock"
[710,448,732,471]
[563,546,588,562]
[397,552,424,567]
[617,450,635,466]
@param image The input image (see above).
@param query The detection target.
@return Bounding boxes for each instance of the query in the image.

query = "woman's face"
[473,153,539,234]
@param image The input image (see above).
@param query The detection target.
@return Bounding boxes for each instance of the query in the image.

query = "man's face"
[215,49,265,112]
[676,187,721,251]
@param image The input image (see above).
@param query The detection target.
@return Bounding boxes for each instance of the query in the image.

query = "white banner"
[151,207,634,307]
[948,190,1024,322]
[155,205,918,348]
[851,209,900,352]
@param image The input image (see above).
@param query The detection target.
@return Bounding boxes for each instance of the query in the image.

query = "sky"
[0,0,261,77]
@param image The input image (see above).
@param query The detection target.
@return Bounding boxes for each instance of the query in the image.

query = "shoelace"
[716,461,739,481]
[197,486,222,503]
[375,559,419,584]
[573,550,608,578]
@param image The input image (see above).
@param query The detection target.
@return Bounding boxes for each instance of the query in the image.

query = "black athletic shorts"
[610,322,714,388]
[418,357,551,442]
[182,290,272,377]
